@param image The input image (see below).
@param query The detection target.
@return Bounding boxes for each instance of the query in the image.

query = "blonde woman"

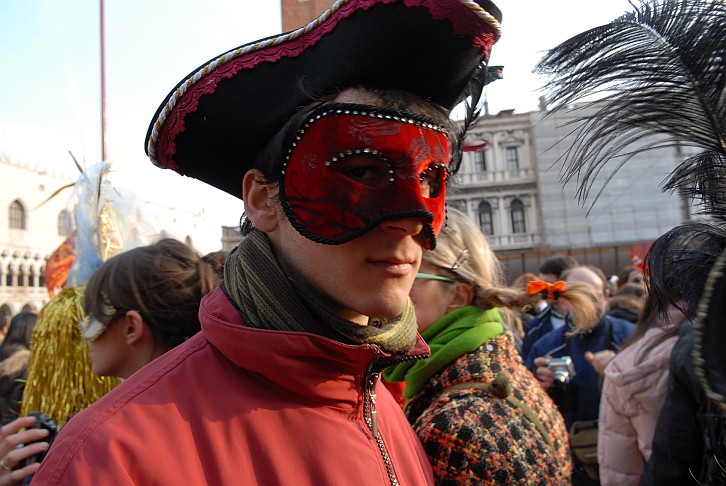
[384,208,573,484]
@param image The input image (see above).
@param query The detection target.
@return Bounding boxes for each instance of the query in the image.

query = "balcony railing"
[0,285,50,311]
[485,232,541,250]
[456,168,534,185]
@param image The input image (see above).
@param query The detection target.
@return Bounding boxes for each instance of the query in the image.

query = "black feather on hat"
[145,0,502,198]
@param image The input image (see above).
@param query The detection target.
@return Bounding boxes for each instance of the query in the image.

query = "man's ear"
[446,282,474,312]
[123,310,146,346]
[243,169,279,232]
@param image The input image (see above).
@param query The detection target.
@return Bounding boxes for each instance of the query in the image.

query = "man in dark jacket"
[526,265,635,485]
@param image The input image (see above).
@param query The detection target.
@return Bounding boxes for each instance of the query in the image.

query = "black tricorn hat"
[145,0,502,197]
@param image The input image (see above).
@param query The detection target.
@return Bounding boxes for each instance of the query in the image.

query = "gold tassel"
[20,286,120,427]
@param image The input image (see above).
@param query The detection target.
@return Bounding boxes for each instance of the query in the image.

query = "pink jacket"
[34,287,434,485]
[598,326,678,486]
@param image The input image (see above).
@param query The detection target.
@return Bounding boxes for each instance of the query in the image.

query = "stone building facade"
[455,105,693,278]
[0,159,73,316]
[449,110,541,252]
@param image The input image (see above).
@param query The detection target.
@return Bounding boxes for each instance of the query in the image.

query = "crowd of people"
[0,0,723,484]
[2,223,723,485]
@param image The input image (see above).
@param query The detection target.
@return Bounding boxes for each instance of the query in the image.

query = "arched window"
[39,266,46,288]
[478,201,494,236]
[58,209,73,237]
[28,267,36,287]
[5,265,14,287]
[9,200,26,230]
[511,198,526,234]
[17,266,26,287]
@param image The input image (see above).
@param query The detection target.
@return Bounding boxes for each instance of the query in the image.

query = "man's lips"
[368,257,416,276]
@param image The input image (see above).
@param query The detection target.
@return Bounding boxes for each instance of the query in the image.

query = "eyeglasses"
[415,273,457,283]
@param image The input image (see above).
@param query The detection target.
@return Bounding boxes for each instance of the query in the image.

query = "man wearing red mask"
[33,1,502,484]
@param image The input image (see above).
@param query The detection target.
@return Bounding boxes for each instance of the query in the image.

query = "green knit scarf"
[222,229,418,356]
[383,306,503,399]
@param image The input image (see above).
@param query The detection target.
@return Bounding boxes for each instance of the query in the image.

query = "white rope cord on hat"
[148,0,501,160]
[461,0,502,37]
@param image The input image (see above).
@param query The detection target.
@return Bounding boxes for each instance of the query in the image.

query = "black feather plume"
[645,222,726,320]
[450,63,503,174]
[535,0,726,215]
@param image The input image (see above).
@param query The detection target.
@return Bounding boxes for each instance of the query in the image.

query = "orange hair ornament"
[526,280,567,300]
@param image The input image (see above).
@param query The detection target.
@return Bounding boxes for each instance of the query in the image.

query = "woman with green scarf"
[384,208,572,484]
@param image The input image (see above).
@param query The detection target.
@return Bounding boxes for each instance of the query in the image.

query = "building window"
[28,267,36,287]
[9,200,26,230]
[39,266,45,288]
[58,209,73,237]
[478,201,494,235]
[474,151,487,172]
[17,267,26,287]
[506,147,519,170]
[5,266,13,287]
[511,199,526,234]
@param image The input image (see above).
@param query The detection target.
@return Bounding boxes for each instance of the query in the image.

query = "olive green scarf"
[383,306,503,398]
[222,229,418,356]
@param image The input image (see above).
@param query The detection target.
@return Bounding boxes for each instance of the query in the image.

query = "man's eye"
[335,156,391,188]
[420,166,446,198]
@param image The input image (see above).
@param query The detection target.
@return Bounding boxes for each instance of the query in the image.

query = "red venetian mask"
[279,104,451,250]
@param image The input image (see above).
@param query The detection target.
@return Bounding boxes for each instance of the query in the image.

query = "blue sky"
[1,0,632,252]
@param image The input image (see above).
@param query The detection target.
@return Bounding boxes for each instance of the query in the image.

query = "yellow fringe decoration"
[20,286,120,427]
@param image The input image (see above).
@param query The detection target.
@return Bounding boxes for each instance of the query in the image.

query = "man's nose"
[379,217,425,238]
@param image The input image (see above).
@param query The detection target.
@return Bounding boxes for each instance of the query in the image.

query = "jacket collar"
[199,287,430,401]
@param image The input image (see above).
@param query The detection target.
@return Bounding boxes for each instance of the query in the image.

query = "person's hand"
[534,356,554,392]
[0,416,51,485]
[584,350,615,376]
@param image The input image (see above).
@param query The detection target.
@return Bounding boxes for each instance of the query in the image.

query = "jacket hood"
[604,327,678,413]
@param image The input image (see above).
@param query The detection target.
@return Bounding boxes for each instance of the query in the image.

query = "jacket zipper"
[363,349,430,486]
[364,366,398,486]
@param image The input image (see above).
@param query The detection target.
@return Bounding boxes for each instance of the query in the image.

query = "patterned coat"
[405,332,572,485]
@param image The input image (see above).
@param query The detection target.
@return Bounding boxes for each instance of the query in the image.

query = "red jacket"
[34,287,434,485]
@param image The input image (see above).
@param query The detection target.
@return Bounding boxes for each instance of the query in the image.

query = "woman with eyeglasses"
[80,239,226,379]
[384,208,572,484]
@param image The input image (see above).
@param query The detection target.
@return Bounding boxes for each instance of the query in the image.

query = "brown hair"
[83,239,226,350]
[512,272,538,290]
[0,312,37,361]
[538,255,579,279]
[620,292,680,365]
